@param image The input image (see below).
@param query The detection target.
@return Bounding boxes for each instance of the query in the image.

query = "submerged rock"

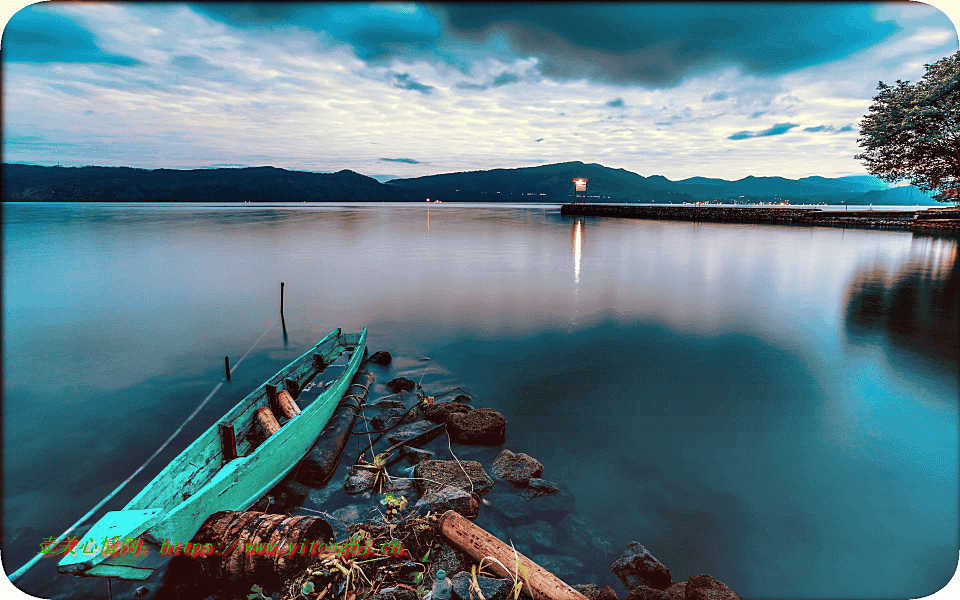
[450,571,513,600]
[684,575,741,600]
[447,408,506,445]
[491,449,543,486]
[414,460,495,497]
[369,351,392,365]
[387,420,444,446]
[387,377,417,393]
[402,446,434,464]
[611,542,671,591]
[532,554,584,582]
[424,401,472,424]
[559,513,615,563]
[374,399,405,409]
[512,520,556,549]
[370,407,409,431]
[521,478,558,499]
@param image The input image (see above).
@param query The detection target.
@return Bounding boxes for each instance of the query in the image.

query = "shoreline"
[559,204,960,236]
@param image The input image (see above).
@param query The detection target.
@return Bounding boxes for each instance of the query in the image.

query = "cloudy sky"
[2,1,958,181]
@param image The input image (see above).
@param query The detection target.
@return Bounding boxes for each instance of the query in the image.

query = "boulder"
[512,520,556,549]
[454,394,473,403]
[369,351,392,365]
[684,575,741,600]
[574,584,600,600]
[491,449,543,485]
[559,513,615,563]
[598,586,620,600]
[414,486,477,518]
[531,554,584,582]
[430,542,469,579]
[344,466,377,494]
[611,542,671,591]
[387,420,445,447]
[387,377,417,393]
[370,407,409,431]
[450,571,513,600]
[402,446,434,464]
[522,479,559,499]
[447,408,506,445]
[425,402,473,424]
[665,582,686,600]
[624,587,667,600]
[414,460,495,497]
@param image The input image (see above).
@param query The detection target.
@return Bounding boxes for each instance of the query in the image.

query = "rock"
[531,554,584,582]
[402,446,434,464]
[387,377,417,393]
[371,586,417,600]
[610,542,671,591]
[574,584,600,600]
[522,479,559,498]
[559,513,615,563]
[454,394,473,403]
[447,408,506,445]
[414,460,495,497]
[684,575,741,600]
[344,466,378,494]
[375,399,405,409]
[425,402,472,424]
[624,587,667,600]
[491,449,543,485]
[134,586,149,597]
[327,504,369,539]
[450,571,513,600]
[370,407,410,431]
[414,486,477,518]
[431,542,468,579]
[665,582,686,600]
[513,520,556,549]
[598,586,620,600]
[526,486,576,519]
[301,484,339,512]
[369,351,392,365]
[387,420,445,446]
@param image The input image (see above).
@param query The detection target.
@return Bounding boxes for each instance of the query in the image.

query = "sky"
[1,1,958,181]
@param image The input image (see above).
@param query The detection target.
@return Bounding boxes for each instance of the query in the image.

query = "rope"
[9,319,279,582]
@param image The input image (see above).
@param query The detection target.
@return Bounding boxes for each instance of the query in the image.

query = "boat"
[56,327,368,580]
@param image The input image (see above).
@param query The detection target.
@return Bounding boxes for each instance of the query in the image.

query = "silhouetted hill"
[2,164,414,202]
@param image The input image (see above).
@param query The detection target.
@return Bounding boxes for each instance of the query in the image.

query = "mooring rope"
[9,318,279,582]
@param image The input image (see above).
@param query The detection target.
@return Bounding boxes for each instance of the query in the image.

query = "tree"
[856,51,959,203]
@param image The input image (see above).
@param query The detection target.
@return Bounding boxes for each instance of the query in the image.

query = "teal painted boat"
[56,327,367,580]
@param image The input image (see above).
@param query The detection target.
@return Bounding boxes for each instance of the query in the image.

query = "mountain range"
[2,161,942,205]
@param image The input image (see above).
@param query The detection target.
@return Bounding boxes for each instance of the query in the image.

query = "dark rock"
[402,446,434,464]
[375,399,405,409]
[370,407,409,430]
[425,402,473,424]
[380,477,419,506]
[327,504,369,539]
[301,484,339,511]
[369,351,392,365]
[522,478,559,498]
[414,486,476,518]
[526,485,576,519]
[447,408,506,445]
[491,449,543,485]
[684,575,741,600]
[531,554,584,582]
[387,420,445,446]
[611,542,671,591]
[624,586,667,600]
[574,584,600,600]
[598,586,620,600]
[371,586,417,600]
[559,513,615,563]
[454,394,473,403]
[387,377,417,393]
[450,571,513,600]
[344,465,378,494]
[414,460,495,497]
[513,520,556,549]
[134,586,149,597]
[431,542,468,579]
[665,582,686,600]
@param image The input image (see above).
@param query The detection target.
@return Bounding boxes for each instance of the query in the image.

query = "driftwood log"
[439,510,588,600]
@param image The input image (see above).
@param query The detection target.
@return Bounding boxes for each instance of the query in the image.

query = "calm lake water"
[3,202,957,600]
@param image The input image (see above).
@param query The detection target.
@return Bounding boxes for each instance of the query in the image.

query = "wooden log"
[225,356,231,380]
[438,510,588,600]
[218,423,238,462]
[276,390,300,419]
[254,407,280,437]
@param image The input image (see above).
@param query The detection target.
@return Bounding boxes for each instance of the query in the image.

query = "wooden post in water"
[224,355,231,380]
[280,282,285,318]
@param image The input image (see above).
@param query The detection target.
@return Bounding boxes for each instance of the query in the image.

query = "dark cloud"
[189,3,907,88]
[4,6,142,65]
[837,125,854,132]
[491,72,520,86]
[535,138,544,142]
[703,91,729,102]
[392,73,433,94]
[605,98,625,107]
[380,157,421,164]
[728,122,799,140]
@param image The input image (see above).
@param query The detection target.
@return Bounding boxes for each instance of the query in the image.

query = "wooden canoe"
[57,327,367,580]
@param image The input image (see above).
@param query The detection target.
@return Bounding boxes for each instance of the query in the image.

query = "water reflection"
[572,217,583,284]
[844,236,959,364]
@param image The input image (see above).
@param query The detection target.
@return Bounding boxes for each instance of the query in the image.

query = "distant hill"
[2,162,944,205]
[387,161,942,205]
[1,164,414,202]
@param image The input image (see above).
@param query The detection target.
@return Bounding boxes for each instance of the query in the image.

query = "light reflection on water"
[2,203,957,599]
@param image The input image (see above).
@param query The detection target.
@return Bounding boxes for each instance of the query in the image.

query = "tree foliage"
[856,51,960,202]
